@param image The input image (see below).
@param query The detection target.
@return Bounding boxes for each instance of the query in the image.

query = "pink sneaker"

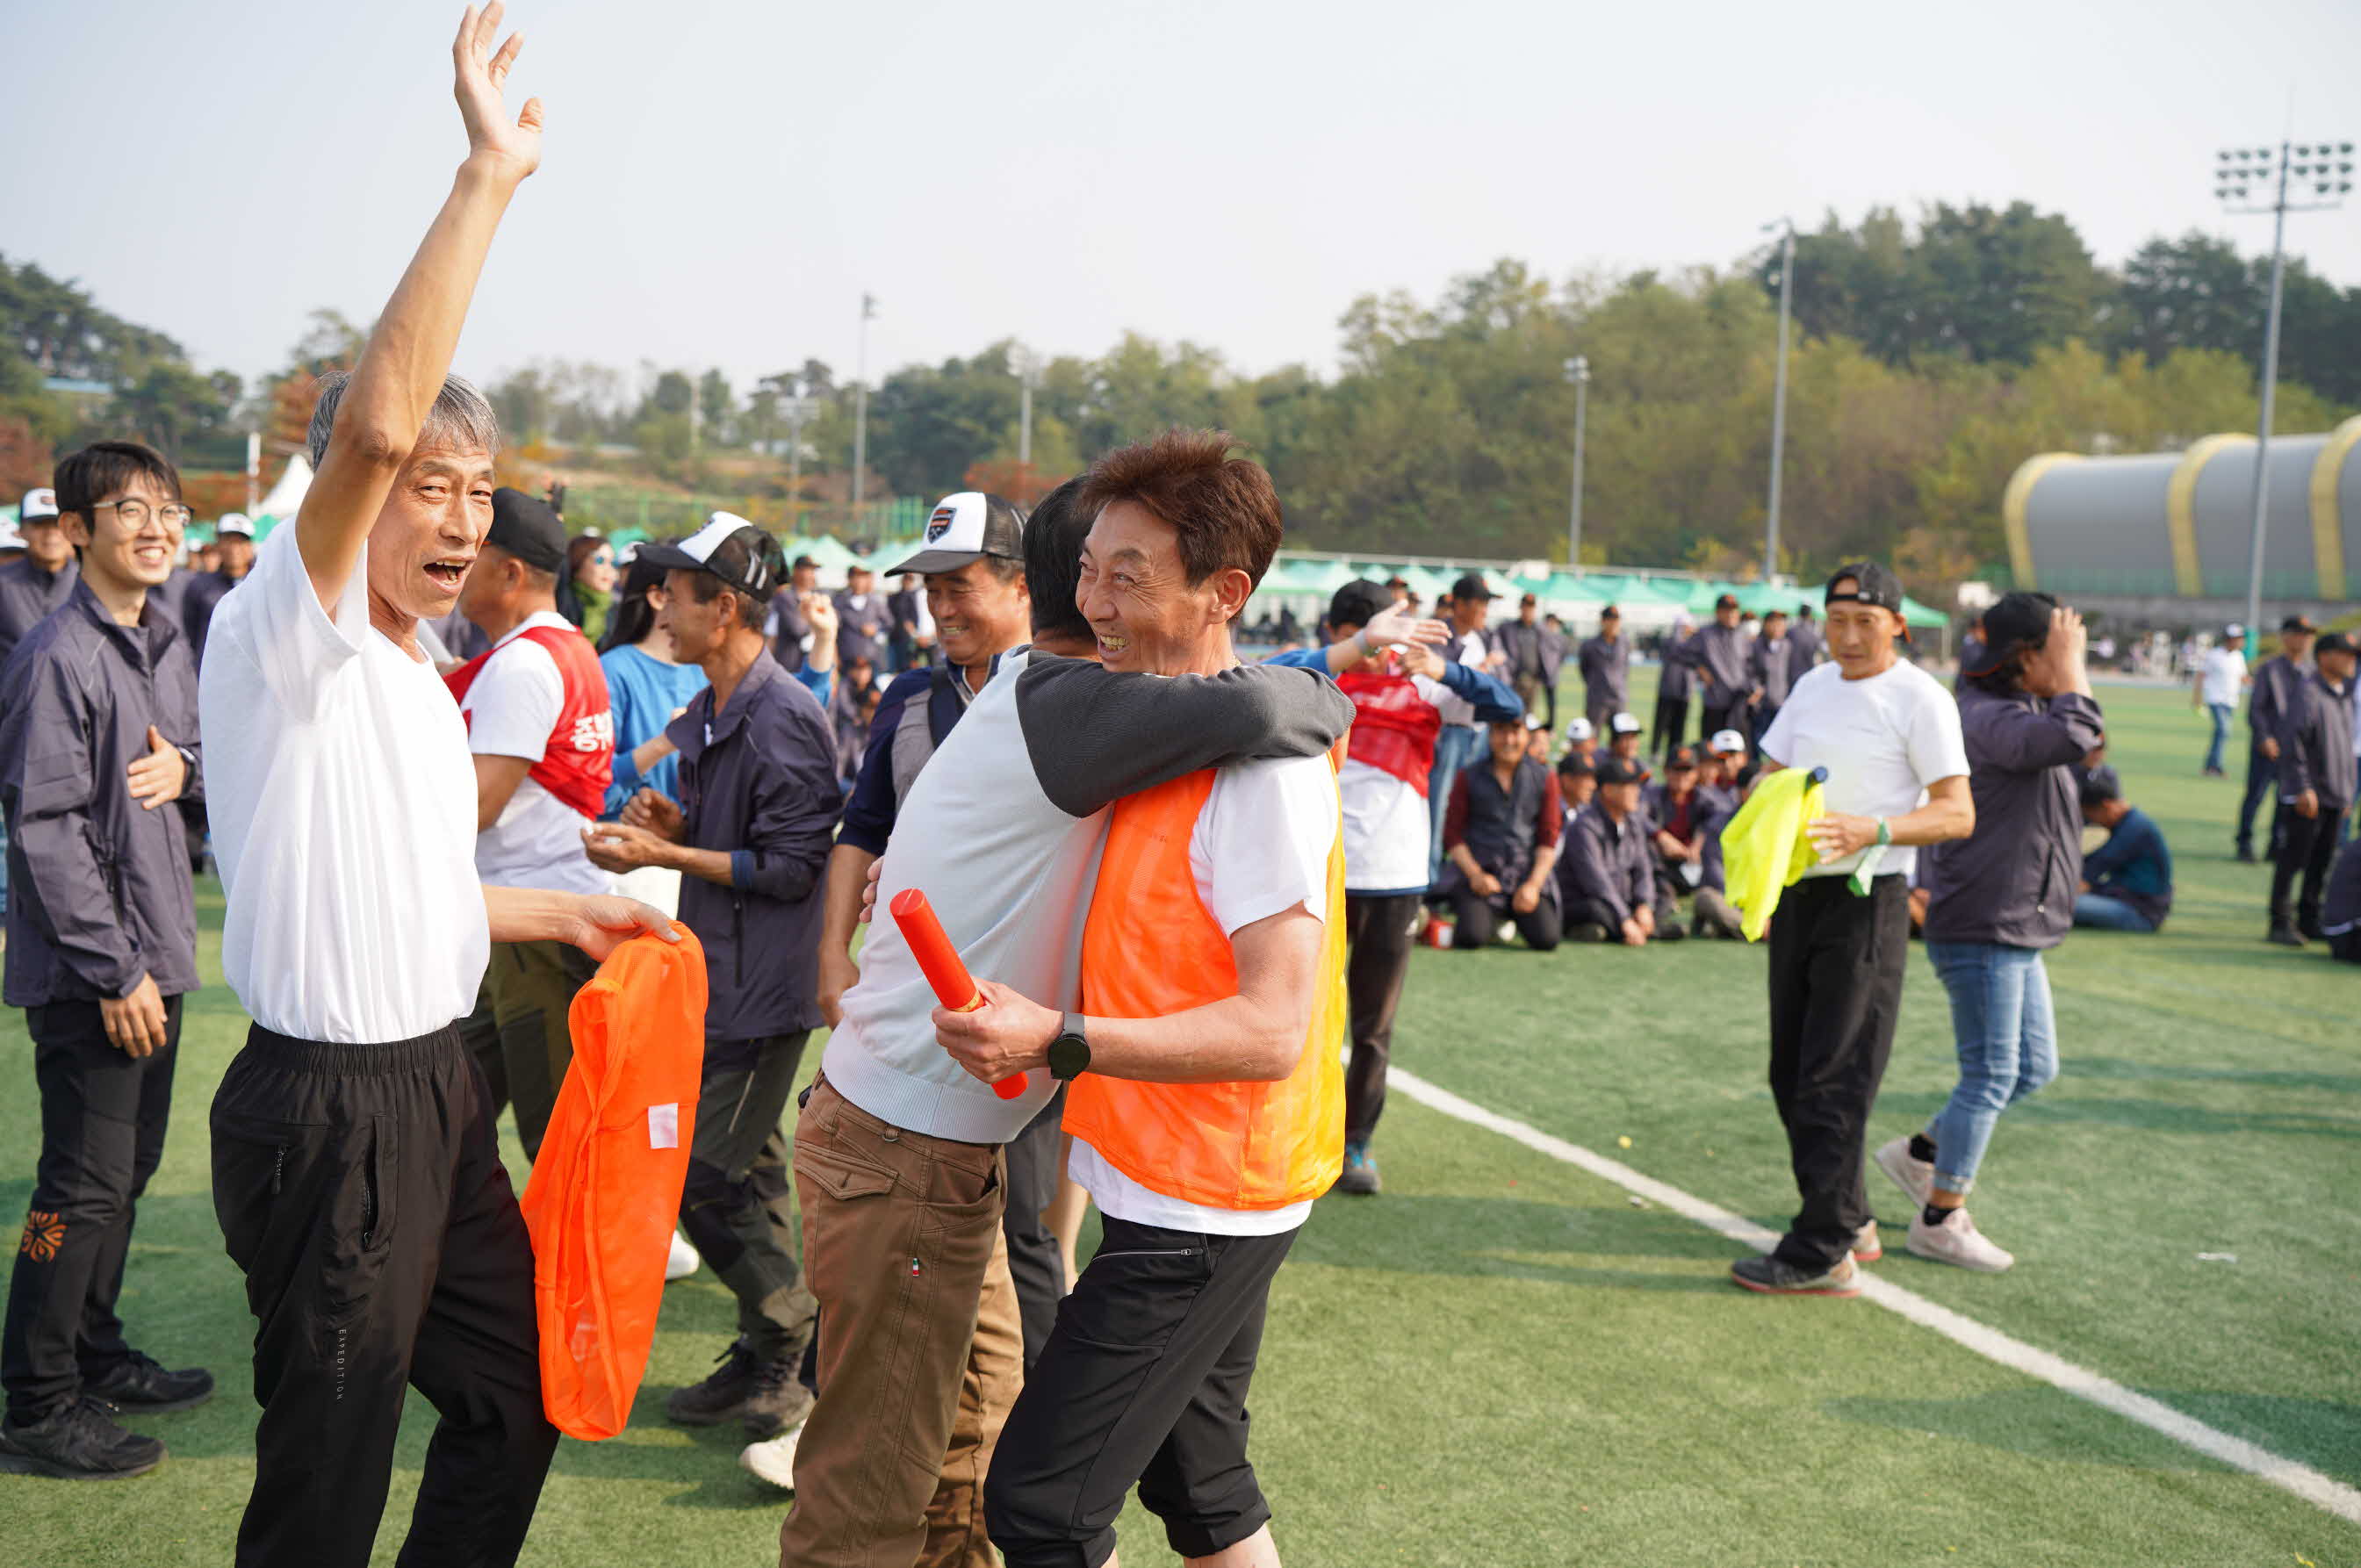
[1906,1207,2014,1272]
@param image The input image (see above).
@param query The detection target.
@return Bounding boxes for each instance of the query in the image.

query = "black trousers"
[1765,874,1909,1272]
[1342,893,1421,1143]
[681,1034,817,1364]
[1584,691,1620,738]
[211,1024,555,1568]
[3,996,182,1421]
[2270,805,2348,930]
[1003,1089,1070,1372]
[1700,700,1742,747]
[1448,887,1564,952]
[1650,694,1688,759]
[2237,744,2283,857]
[985,1217,1298,1568]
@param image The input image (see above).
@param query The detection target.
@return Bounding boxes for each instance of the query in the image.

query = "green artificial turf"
[2,666,2356,1566]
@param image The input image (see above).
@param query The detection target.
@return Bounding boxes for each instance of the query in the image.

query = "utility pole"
[1763,218,1795,580]
[1016,346,1038,469]
[1562,356,1589,568]
[851,292,876,525]
[2216,139,2350,635]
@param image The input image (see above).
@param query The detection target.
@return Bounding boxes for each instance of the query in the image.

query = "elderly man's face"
[658,568,730,664]
[21,518,71,572]
[1560,771,1597,810]
[219,535,256,577]
[1486,722,1528,768]
[1600,780,1641,816]
[367,442,493,625]
[1076,499,1239,675]
[926,557,1029,669]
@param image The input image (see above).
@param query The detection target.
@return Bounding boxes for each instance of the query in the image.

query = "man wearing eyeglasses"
[0,442,210,1481]
[0,487,78,671]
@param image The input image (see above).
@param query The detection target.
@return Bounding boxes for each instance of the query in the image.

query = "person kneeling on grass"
[2072,766,2172,934]
[1879,592,2101,1274]
[1440,717,1565,951]
[1556,755,1677,946]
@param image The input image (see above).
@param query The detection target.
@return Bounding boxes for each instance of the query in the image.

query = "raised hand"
[454,3,543,182]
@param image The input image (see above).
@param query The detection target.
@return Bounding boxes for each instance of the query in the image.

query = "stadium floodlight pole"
[785,378,808,510]
[1562,356,1590,568]
[2216,139,2350,637]
[1013,344,1039,469]
[1763,218,1795,580]
[851,291,876,523]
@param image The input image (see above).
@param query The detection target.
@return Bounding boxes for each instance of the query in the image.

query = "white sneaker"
[738,1423,802,1491]
[1873,1136,1934,1207]
[665,1230,701,1283]
[1906,1206,2014,1272]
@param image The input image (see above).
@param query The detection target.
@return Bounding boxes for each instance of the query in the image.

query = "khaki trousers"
[781,1077,1021,1568]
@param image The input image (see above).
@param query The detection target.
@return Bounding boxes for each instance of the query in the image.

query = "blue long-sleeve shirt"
[2082,805,2173,925]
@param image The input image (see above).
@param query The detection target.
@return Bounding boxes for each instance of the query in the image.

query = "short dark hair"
[54,441,182,523]
[680,566,766,631]
[1076,428,1281,588]
[1025,477,1093,643]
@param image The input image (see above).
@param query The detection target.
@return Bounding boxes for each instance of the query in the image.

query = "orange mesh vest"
[1062,758,1350,1211]
[519,926,707,1441]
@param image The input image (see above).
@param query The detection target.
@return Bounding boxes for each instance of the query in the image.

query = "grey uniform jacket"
[1577,635,1629,707]
[0,579,202,1005]
[1556,802,1653,924]
[0,557,78,671]
[1921,686,2105,950]
[1672,623,1751,708]
[2276,671,2357,812]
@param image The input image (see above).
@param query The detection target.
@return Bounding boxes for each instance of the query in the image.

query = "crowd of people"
[1,11,2353,1567]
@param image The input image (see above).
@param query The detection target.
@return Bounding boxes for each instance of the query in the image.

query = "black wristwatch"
[1046,1014,1091,1082]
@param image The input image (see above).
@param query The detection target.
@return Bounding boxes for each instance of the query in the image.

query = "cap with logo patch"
[637,511,786,603]
[2280,614,2316,635]
[1709,728,1747,755]
[1609,711,1642,736]
[18,488,58,525]
[1561,716,1595,743]
[889,492,1026,577]
[215,513,255,539]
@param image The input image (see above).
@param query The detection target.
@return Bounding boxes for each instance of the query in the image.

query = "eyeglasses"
[90,499,193,529]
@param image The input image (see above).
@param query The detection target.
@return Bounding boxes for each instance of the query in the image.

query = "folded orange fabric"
[520,926,707,1441]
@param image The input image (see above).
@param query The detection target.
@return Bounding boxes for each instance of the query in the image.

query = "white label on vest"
[648,1104,680,1150]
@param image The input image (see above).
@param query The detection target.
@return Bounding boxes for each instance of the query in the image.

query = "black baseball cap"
[637,511,787,602]
[2077,765,2123,806]
[1714,593,1740,612]
[792,553,821,572]
[1666,745,1700,770]
[1963,590,2059,676]
[486,486,567,574]
[1328,579,1390,632]
[2281,614,2318,635]
[1825,561,1904,615]
[2316,631,2357,658]
[1600,602,1621,619]
[1450,572,1495,601]
[1594,754,1645,786]
[889,491,1026,576]
[1557,752,1596,778]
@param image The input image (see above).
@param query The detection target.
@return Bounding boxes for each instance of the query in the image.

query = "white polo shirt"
[199,525,489,1043]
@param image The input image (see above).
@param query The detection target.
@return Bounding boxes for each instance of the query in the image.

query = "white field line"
[1385,1064,2361,1527]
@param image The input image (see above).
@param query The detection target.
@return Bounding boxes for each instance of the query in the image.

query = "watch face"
[1047,1032,1091,1082]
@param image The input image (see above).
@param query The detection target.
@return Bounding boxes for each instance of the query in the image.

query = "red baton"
[890,888,1027,1100]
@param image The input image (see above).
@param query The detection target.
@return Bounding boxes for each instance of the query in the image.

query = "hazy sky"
[8,0,2359,400]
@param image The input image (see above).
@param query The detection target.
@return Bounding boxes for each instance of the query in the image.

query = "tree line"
[6,200,2357,600]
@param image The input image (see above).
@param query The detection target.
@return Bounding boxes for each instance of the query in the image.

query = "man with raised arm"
[196,14,672,1566]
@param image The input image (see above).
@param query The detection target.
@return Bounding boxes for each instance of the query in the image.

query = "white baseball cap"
[1710,728,1748,754]
[1609,712,1643,736]
[18,487,58,524]
[1562,716,1595,742]
[216,513,254,538]
[0,521,25,552]
[2225,622,2244,639]
[889,492,1026,577]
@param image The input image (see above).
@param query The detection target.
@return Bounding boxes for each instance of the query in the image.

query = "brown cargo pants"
[780,1076,1022,1568]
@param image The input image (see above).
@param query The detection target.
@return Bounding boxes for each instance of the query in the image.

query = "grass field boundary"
[1385,1065,2361,1527]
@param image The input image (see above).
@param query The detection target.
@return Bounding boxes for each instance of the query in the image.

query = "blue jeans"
[2072,893,2156,932]
[2203,703,2233,773]
[1426,726,1479,888]
[1923,942,2060,1195]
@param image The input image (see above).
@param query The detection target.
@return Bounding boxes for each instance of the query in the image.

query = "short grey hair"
[306,370,503,471]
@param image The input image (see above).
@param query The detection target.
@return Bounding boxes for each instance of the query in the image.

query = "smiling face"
[1486,720,1528,768]
[657,568,731,665]
[65,473,183,597]
[366,444,493,625]
[22,516,72,572]
[1076,500,1246,674]
[925,557,1030,668]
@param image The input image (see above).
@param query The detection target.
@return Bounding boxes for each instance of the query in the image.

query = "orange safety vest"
[1062,758,1349,1211]
[519,926,707,1441]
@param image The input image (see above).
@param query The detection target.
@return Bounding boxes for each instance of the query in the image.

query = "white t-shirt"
[1341,672,1447,895]
[2200,646,2247,708]
[457,610,615,897]
[1067,754,1338,1238]
[199,525,490,1043]
[1758,659,1970,882]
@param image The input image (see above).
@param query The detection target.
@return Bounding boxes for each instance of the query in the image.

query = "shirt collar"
[489,608,577,653]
